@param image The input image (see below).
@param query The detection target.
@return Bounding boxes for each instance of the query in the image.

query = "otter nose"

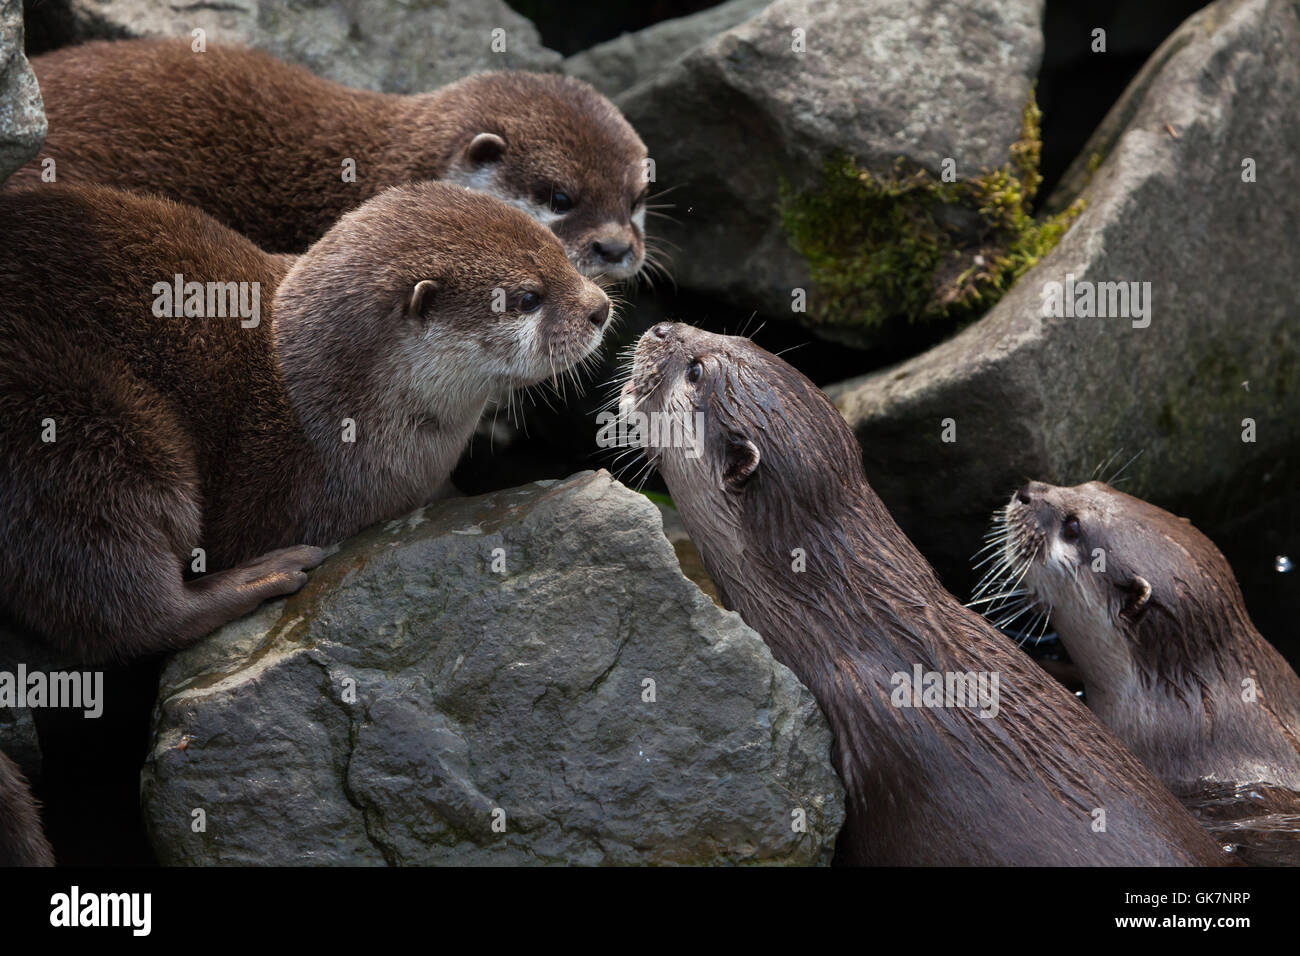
[592,238,632,264]
[651,322,672,339]
[588,300,610,328]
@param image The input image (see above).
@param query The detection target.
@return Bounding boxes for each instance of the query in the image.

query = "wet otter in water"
[620,322,1229,865]
[0,182,611,663]
[978,480,1300,864]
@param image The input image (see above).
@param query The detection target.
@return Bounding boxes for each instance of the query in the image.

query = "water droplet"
[1277,555,1293,573]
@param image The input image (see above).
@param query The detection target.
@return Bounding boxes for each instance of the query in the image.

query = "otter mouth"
[606,328,675,474]
[481,304,612,401]
[575,250,643,282]
[514,321,607,392]
[968,495,1054,643]
[623,329,670,415]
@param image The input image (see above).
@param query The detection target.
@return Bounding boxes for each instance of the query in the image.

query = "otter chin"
[984,480,1300,802]
[621,322,1229,866]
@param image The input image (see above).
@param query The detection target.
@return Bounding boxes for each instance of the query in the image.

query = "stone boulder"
[831,0,1300,598]
[23,0,561,93]
[141,471,843,865]
[0,0,44,181]
[562,0,767,97]
[616,0,1044,333]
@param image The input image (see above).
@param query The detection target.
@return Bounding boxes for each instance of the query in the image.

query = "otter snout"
[1014,480,1052,506]
[591,236,633,266]
[577,237,642,281]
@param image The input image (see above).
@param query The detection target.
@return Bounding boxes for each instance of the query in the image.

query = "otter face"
[621,323,865,539]
[279,182,611,427]
[986,479,1243,689]
[436,73,649,282]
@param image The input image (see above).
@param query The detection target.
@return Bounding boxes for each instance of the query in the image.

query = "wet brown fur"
[1007,481,1300,795]
[626,324,1231,866]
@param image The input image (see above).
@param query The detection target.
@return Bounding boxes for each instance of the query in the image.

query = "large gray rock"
[24,0,561,93]
[0,0,45,181]
[562,0,768,97]
[831,0,1300,598]
[141,471,843,865]
[616,0,1044,322]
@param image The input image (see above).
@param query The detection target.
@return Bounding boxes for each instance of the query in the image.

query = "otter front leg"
[0,352,323,661]
[3,520,325,662]
[167,545,327,649]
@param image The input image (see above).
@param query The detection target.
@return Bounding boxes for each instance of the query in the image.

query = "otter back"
[19,38,650,277]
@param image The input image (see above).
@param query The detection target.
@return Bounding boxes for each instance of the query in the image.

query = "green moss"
[779,95,1085,336]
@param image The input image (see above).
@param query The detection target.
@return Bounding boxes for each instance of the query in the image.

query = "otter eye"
[549,191,573,213]
[1062,515,1082,542]
[519,291,542,312]
[686,360,703,383]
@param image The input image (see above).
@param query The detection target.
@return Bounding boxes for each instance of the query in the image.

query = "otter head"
[433,72,649,281]
[621,323,866,583]
[275,181,611,440]
[993,480,1251,693]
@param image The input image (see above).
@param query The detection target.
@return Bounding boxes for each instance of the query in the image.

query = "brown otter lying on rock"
[979,481,1300,862]
[18,38,651,279]
[620,322,1229,865]
[0,749,53,866]
[0,182,610,663]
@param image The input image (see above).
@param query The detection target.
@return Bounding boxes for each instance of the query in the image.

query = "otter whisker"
[966,589,1031,607]
[1106,448,1144,486]
[1091,448,1123,482]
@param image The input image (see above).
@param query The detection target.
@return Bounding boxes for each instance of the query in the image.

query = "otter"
[0,182,610,663]
[620,323,1229,865]
[982,481,1300,797]
[0,749,54,866]
[16,38,650,279]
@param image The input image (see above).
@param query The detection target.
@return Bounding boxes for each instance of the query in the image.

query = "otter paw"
[240,545,327,596]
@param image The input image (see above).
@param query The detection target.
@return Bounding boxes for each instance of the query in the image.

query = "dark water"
[1181,782,1300,867]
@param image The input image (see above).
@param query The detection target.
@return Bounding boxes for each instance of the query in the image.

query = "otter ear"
[1120,575,1152,621]
[407,279,438,318]
[465,132,506,166]
[723,436,760,490]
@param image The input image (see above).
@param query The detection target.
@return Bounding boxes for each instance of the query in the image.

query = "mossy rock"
[780,97,1084,344]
